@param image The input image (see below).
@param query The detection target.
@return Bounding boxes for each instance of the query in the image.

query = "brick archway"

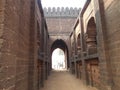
[50,39,69,69]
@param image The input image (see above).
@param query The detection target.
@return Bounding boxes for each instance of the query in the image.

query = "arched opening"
[52,48,66,70]
[51,39,69,71]
[85,17,100,87]
[85,17,97,55]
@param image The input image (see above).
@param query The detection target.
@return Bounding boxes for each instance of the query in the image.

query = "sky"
[41,0,87,8]
[52,48,65,70]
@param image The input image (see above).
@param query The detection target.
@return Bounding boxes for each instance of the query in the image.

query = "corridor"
[0,0,120,90]
[41,71,97,90]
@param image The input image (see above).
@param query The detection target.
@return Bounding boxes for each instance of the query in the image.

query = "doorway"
[52,48,66,70]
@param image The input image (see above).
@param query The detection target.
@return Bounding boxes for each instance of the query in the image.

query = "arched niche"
[85,17,97,55]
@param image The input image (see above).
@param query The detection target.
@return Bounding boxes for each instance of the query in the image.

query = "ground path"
[41,70,98,90]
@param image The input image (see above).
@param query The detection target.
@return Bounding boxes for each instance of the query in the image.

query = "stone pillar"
[80,17,87,85]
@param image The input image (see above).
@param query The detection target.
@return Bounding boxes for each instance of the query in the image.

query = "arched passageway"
[50,39,69,70]
[52,48,66,70]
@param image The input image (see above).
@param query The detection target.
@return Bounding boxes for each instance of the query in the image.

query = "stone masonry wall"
[0,0,5,62]
[69,1,120,90]
[44,7,80,51]
[43,7,80,71]
[0,0,5,89]
[104,0,120,90]
[46,18,76,34]
[0,0,37,90]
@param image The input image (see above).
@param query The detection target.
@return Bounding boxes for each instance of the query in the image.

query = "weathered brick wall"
[104,0,120,90]
[44,7,80,52]
[0,0,38,90]
[44,8,80,71]
[46,17,77,60]
[70,1,120,90]
[35,0,50,88]
[46,18,76,34]
[0,0,5,65]
[82,1,94,33]
[0,0,21,89]
[0,0,6,89]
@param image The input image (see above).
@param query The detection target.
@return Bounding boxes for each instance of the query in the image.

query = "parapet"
[43,7,81,18]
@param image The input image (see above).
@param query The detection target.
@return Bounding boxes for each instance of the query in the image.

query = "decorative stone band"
[43,7,81,18]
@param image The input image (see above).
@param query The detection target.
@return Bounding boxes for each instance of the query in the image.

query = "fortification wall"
[43,7,81,18]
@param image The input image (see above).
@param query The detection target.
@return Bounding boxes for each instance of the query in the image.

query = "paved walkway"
[41,71,98,90]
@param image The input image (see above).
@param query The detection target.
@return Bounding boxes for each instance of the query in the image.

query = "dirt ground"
[40,71,98,90]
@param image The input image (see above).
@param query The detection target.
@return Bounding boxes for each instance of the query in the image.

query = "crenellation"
[43,7,81,17]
